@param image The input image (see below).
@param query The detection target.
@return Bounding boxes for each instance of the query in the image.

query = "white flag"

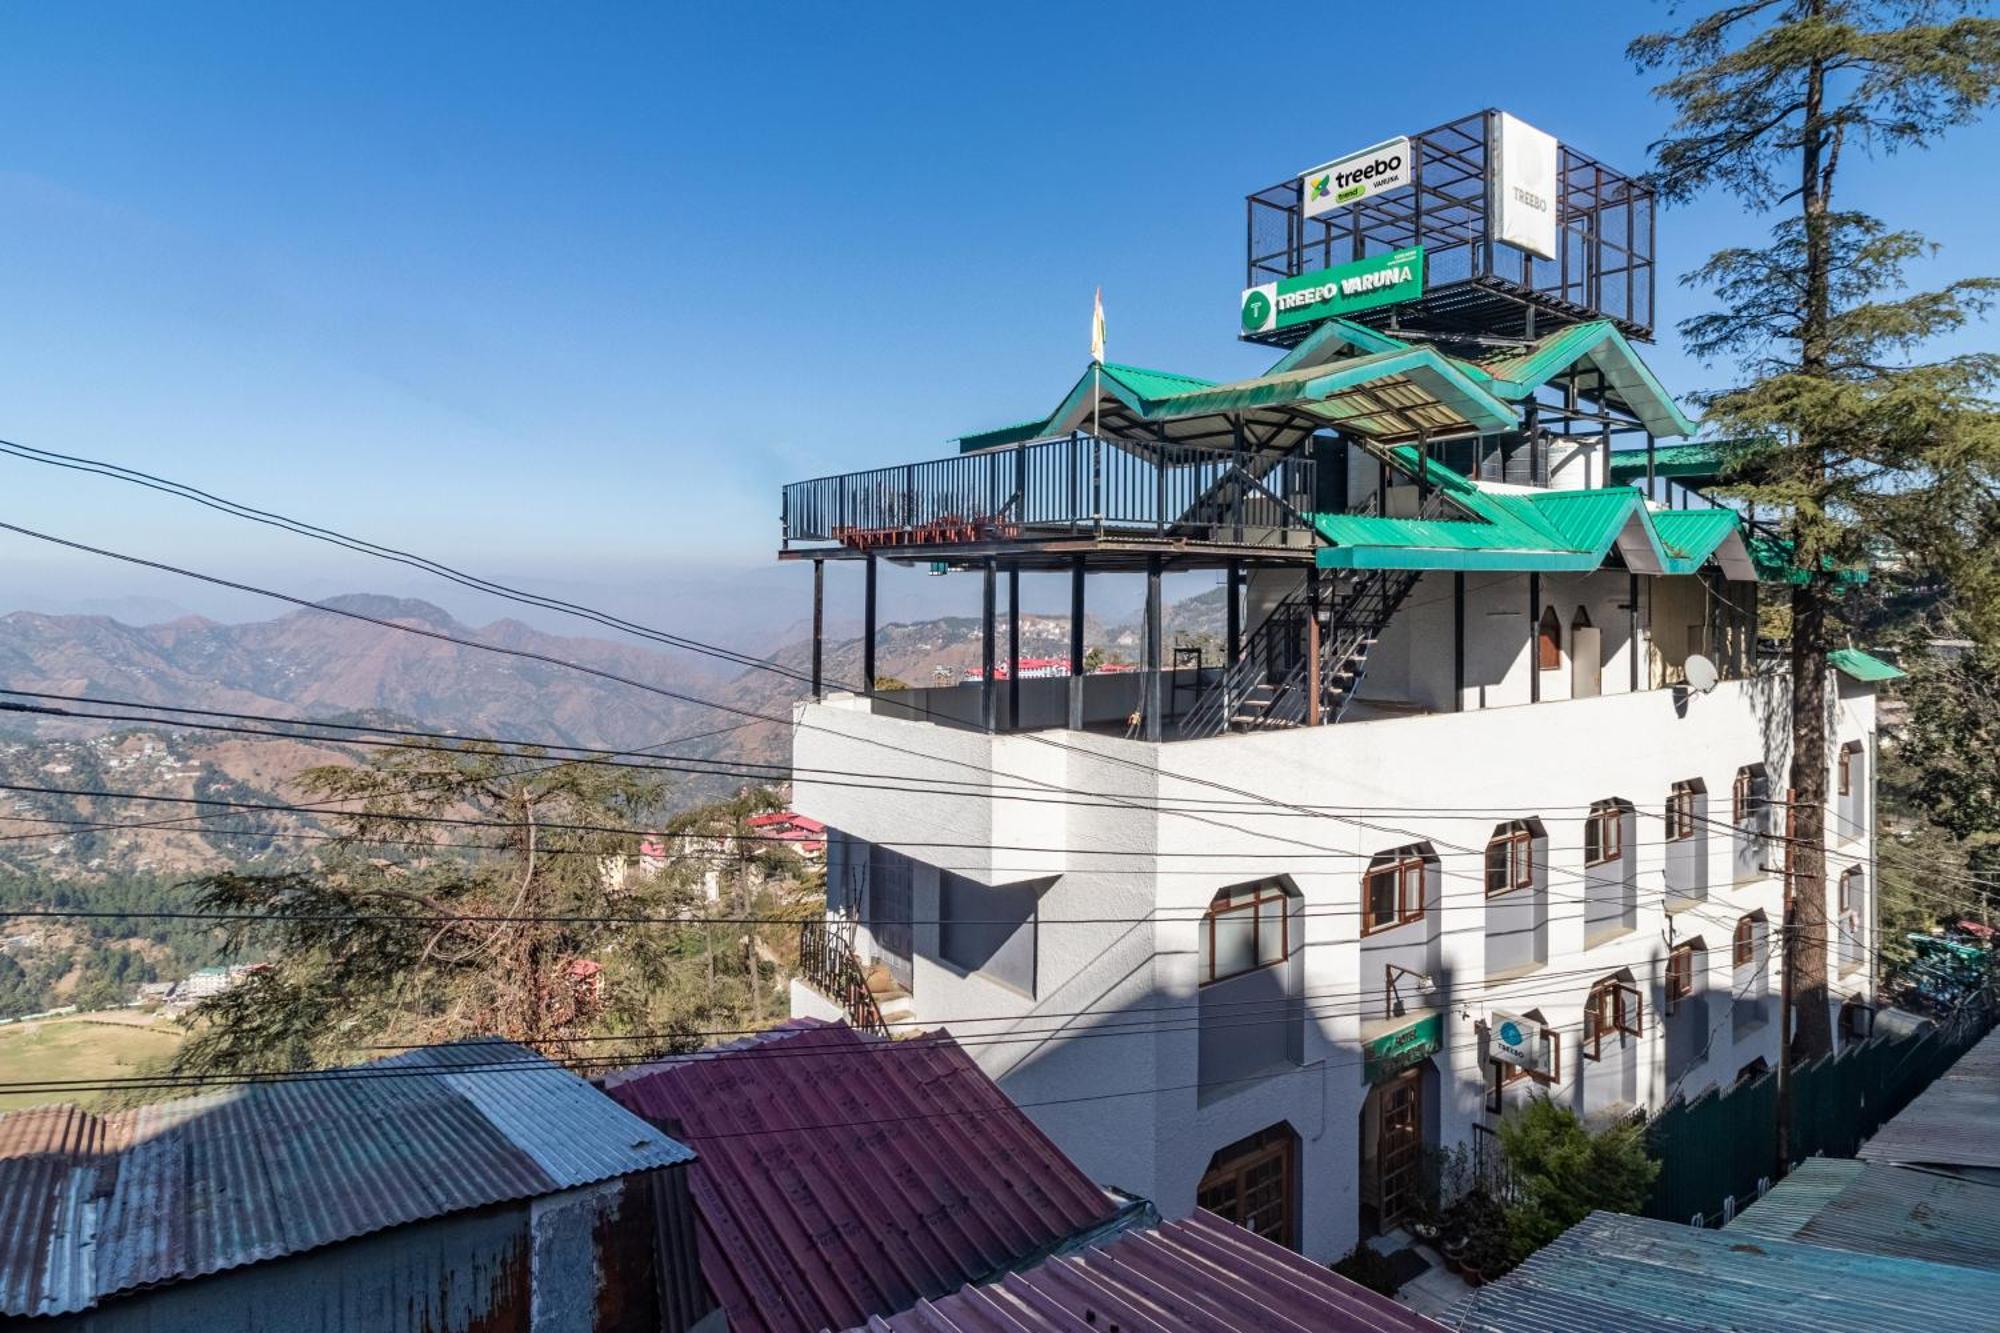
[1090,286,1106,364]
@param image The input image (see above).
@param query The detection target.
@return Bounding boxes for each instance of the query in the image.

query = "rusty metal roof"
[855,1209,1448,1332]
[0,1039,692,1319]
[1728,1157,2000,1273]
[604,1018,1120,1333]
[1451,1210,2000,1331]
[1858,1026,2000,1175]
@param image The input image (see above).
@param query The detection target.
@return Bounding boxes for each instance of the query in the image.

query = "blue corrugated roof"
[1452,1210,2000,1332]
[1728,1157,2000,1273]
[0,1039,693,1318]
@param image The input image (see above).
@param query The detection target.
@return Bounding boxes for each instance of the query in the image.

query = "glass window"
[1733,915,1758,968]
[1585,801,1625,866]
[1485,821,1537,896]
[1202,880,1294,985]
[1364,847,1430,935]
[1666,781,1700,841]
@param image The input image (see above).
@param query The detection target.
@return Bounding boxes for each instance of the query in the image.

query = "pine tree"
[1631,0,2000,1059]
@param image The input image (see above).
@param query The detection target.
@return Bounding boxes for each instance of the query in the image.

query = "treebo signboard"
[1301,136,1412,218]
[1490,1010,1553,1076]
[1240,246,1424,336]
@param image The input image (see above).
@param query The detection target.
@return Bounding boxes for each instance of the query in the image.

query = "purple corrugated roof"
[605,1018,1119,1333]
[0,1039,691,1318]
[856,1210,1450,1332]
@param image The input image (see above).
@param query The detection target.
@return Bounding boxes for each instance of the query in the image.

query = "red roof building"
[603,1019,1124,1333]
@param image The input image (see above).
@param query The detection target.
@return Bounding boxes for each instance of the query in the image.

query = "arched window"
[1583,974,1642,1059]
[1841,997,1874,1043]
[1537,605,1563,670]
[1484,819,1540,896]
[1735,1056,1770,1085]
[1666,779,1703,842]
[1839,866,1861,914]
[1666,939,1705,1014]
[1200,879,1296,985]
[1733,763,1769,825]
[1733,913,1761,968]
[1585,799,1627,867]
[1363,844,1432,935]
[1571,605,1593,632]
[1838,741,1863,797]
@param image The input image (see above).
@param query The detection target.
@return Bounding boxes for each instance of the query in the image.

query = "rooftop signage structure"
[1243,109,1655,347]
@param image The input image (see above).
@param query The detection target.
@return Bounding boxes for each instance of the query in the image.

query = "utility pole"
[1776,788,1797,1179]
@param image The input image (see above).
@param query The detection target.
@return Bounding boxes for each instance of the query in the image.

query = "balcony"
[780,433,1325,566]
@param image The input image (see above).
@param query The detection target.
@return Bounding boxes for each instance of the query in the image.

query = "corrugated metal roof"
[1607,438,1761,486]
[605,1018,1119,1333]
[1459,322,1698,438]
[1860,1027,2000,1171]
[1829,647,1906,683]
[858,1209,1448,1333]
[1450,1210,2000,1332]
[1729,1157,2000,1273]
[0,1039,692,1318]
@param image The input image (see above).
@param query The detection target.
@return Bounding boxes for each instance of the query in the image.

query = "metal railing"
[781,434,1320,549]
[796,916,888,1037]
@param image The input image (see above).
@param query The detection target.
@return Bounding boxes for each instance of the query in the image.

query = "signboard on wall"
[1364,1011,1442,1084]
[1488,112,1560,261]
[1301,136,1413,218]
[1490,1010,1553,1076]
[1241,246,1424,336]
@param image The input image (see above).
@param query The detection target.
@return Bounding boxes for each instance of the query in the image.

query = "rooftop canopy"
[1608,436,1769,490]
[960,317,1697,456]
[1312,446,1754,577]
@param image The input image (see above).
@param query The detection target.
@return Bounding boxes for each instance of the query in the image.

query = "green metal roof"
[1830,648,1906,683]
[1749,531,1872,586]
[1607,437,1766,487]
[1313,446,1752,576]
[1264,317,1411,374]
[1457,322,1699,438]
[956,419,1050,451]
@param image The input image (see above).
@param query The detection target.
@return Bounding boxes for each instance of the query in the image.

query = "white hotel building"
[776,111,1892,1263]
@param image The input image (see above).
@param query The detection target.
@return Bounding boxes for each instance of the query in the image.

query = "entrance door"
[1376,1070,1424,1230]
[1572,609,1602,698]
[1196,1124,1297,1250]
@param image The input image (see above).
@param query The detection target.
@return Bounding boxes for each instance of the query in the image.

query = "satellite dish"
[1684,654,1720,694]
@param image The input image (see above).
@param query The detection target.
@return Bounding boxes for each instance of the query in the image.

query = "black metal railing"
[781,434,1320,550]
[796,917,888,1037]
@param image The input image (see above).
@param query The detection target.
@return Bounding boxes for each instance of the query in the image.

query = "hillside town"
[4,4,2000,1331]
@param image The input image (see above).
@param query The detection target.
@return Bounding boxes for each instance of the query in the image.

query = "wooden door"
[1376,1070,1423,1230]
[1197,1127,1296,1249]
[1573,625,1603,698]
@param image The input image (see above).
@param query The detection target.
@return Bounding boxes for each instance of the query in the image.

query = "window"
[1841,998,1874,1042]
[1838,741,1862,797]
[1363,847,1429,935]
[1201,880,1294,985]
[1537,605,1563,670]
[1733,914,1760,968]
[1484,821,1537,896]
[1585,800,1625,867]
[939,872,1041,996]
[1583,976,1642,1059]
[1733,764,1768,824]
[1666,781,1701,842]
[1666,941,1704,1013]
[1839,866,1860,915]
[1197,1124,1297,1250]
[1735,1056,1770,1086]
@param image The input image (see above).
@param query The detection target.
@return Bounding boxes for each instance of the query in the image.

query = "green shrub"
[1497,1097,1660,1264]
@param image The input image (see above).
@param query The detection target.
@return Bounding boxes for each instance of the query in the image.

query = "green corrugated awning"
[1458,322,1699,438]
[956,419,1050,451]
[1606,438,1767,488]
[1313,447,1752,577]
[1830,648,1906,683]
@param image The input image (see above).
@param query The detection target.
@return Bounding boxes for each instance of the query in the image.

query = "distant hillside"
[0,588,1219,875]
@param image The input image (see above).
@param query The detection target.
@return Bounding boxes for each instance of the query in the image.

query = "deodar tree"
[1631,0,2000,1059]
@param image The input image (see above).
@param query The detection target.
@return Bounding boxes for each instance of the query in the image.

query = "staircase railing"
[1176,487,1448,738]
[796,916,889,1037]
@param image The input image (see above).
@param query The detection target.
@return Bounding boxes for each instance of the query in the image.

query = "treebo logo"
[1497,1018,1525,1047]
[1240,285,1275,333]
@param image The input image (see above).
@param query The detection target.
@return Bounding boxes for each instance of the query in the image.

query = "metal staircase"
[1176,488,1443,738]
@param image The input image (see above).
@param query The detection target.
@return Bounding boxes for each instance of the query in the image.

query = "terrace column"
[1068,555,1086,730]
[1529,571,1542,704]
[862,553,878,696]
[982,558,998,734]
[812,558,825,701]
[1007,562,1020,728]
[1143,555,1163,742]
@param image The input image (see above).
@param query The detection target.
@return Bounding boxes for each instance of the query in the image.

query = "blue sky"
[1,2,1995,644]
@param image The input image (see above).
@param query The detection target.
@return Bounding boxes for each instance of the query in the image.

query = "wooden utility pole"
[1776,788,1797,1178]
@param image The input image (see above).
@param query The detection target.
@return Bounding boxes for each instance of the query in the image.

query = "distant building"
[0,1038,705,1331]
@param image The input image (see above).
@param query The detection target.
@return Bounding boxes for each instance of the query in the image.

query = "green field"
[0,1013,185,1112]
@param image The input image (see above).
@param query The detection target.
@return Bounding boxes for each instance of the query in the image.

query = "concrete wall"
[791,648,1881,1265]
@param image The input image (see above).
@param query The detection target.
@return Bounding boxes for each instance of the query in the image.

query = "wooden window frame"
[1201,881,1293,986]
[1838,866,1859,916]
[1484,823,1536,897]
[1585,802,1625,868]
[1733,915,1757,968]
[1733,766,1765,825]
[1363,853,1428,936]
[1537,605,1563,671]
[1583,979,1642,1060]
[1666,781,1699,842]
[1838,742,1861,798]
[1666,943,1700,1013]
[1197,1125,1297,1250]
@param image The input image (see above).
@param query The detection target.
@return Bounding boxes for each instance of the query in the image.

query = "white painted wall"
[790,645,1880,1264]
